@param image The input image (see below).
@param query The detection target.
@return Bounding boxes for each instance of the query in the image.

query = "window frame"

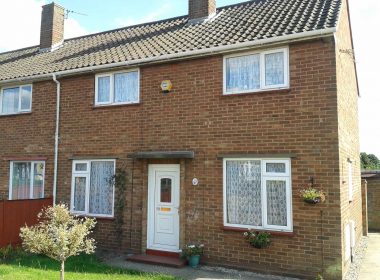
[223,158,293,232]
[8,161,45,200]
[95,69,140,106]
[0,84,33,115]
[70,159,116,218]
[223,47,289,95]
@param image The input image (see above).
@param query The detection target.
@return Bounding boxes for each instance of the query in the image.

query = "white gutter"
[0,28,336,85]
[52,74,60,206]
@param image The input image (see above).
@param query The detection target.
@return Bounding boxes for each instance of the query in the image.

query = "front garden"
[0,250,177,280]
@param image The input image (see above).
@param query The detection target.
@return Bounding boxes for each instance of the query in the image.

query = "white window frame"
[0,84,33,115]
[348,160,353,202]
[70,159,116,218]
[95,69,140,106]
[223,47,289,95]
[9,161,45,200]
[223,158,293,232]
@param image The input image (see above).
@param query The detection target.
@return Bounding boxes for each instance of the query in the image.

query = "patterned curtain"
[97,76,110,102]
[12,162,31,199]
[89,161,114,215]
[114,71,139,103]
[266,180,287,226]
[265,52,284,86]
[226,54,260,92]
[226,160,262,226]
[74,177,86,212]
[2,87,19,114]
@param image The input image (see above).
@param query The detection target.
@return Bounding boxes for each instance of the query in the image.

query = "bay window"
[9,161,45,200]
[95,69,139,106]
[223,158,292,231]
[71,160,115,217]
[224,48,289,94]
[0,85,32,115]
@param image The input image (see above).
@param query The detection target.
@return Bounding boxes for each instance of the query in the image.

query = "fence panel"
[0,198,53,247]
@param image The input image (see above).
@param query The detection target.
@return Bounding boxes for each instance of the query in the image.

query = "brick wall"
[366,177,380,231]
[40,3,65,50]
[189,0,216,20]
[335,0,362,277]
[0,81,56,200]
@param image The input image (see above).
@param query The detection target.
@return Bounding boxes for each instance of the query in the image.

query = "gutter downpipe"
[52,74,60,206]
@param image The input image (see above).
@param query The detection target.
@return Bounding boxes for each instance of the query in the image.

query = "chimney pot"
[188,0,216,21]
[40,2,65,51]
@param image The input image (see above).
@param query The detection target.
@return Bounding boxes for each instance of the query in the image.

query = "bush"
[244,231,271,249]
[0,245,27,261]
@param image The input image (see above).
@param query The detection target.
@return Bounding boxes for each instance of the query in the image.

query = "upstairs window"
[9,161,45,200]
[224,48,289,94]
[95,69,139,106]
[0,85,32,115]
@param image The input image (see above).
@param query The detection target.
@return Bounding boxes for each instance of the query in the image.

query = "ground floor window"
[71,159,115,217]
[9,161,45,200]
[223,158,292,231]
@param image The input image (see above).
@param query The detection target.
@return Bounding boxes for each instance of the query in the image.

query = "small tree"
[20,204,96,280]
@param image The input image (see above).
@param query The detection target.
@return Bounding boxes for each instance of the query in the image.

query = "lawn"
[0,253,178,280]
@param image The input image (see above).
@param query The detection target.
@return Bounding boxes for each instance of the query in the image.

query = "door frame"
[147,164,180,252]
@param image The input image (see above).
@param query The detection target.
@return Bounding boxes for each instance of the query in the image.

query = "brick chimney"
[40,2,65,51]
[188,0,216,21]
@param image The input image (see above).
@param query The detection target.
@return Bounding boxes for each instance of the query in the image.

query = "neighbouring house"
[361,171,380,232]
[0,0,362,279]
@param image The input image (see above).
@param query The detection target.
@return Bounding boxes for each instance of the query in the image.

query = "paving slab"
[102,253,300,280]
[358,233,380,280]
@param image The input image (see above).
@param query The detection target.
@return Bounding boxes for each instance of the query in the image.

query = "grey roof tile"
[0,0,341,82]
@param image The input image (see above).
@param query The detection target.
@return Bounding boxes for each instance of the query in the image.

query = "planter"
[303,198,322,204]
[250,242,271,249]
[188,255,201,268]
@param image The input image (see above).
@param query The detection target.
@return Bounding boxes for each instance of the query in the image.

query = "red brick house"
[0,0,361,279]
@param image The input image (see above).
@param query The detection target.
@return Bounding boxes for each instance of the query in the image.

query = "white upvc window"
[348,160,353,202]
[9,161,45,200]
[95,69,140,106]
[223,158,292,232]
[223,48,289,95]
[0,85,32,115]
[71,159,115,218]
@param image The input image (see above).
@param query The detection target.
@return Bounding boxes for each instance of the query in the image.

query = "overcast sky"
[0,0,378,157]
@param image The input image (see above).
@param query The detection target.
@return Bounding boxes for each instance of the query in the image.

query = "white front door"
[147,164,180,252]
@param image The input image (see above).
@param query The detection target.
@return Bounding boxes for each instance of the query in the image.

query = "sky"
[0,0,379,157]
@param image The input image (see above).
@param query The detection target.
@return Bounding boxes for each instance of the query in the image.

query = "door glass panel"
[74,177,86,212]
[266,180,287,226]
[160,178,172,203]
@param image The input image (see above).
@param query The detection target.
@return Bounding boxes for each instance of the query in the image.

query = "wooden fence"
[0,198,53,247]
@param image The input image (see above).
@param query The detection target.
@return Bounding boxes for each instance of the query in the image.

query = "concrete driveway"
[358,233,380,280]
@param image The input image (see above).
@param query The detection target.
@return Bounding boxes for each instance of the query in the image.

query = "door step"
[127,250,186,268]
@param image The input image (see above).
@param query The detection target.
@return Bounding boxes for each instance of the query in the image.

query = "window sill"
[72,214,115,221]
[92,102,140,109]
[0,111,32,117]
[222,88,291,97]
[221,226,295,237]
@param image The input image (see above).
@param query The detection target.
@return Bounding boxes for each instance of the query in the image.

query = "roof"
[362,170,380,179]
[0,0,341,83]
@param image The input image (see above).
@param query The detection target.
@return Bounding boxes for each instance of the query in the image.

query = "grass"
[0,253,178,280]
